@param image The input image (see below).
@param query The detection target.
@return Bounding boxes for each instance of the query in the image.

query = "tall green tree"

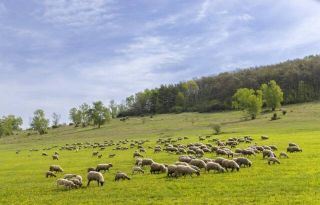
[79,103,91,127]
[232,88,263,119]
[69,108,81,127]
[31,109,49,134]
[90,101,111,128]
[109,100,118,118]
[260,80,284,111]
[52,112,60,127]
[0,115,23,137]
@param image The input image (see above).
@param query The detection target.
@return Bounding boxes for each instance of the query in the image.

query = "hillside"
[0,102,320,204]
[119,55,320,116]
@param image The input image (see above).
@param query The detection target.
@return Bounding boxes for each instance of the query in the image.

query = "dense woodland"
[118,55,320,116]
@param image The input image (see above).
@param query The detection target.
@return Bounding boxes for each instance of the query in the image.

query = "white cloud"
[195,0,211,22]
[37,0,115,27]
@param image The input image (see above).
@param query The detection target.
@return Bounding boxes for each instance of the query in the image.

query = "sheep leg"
[87,180,91,187]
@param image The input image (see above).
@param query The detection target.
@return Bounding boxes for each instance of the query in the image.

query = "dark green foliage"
[30,109,49,135]
[119,55,320,116]
[282,110,287,115]
[0,115,23,137]
[271,113,280,121]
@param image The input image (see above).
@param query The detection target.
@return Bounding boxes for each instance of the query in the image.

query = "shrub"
[271,113,280,121]
[282,110,287,115]
[210,123,221,135]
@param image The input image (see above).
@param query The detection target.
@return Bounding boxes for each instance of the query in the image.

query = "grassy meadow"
[0,102,320,205]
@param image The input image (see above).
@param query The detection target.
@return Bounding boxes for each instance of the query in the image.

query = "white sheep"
[87,171,104,187]
[115,172,130,181]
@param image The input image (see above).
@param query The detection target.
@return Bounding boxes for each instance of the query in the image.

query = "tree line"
[117,55,320,116]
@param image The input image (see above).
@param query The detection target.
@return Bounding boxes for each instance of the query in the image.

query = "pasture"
[0,102,320,205]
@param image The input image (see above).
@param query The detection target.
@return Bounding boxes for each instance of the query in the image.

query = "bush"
[271,113,280,121]
[282,110,287,115]
[172,106,183,114]
[210,123,221,135]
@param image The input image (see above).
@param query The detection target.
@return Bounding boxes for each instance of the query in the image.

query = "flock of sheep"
[22,135,302,190]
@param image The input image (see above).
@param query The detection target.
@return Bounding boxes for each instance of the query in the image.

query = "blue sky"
[1,0,320,126]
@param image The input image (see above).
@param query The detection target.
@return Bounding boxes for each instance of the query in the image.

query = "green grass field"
[1,102,320,205]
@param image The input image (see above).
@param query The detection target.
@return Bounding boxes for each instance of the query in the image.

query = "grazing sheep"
[167,165,177,177]
[279,152,289,158]
[206,162,225,173]
[242,149,256,157]
[109,154,116,158]
[63,174,77,179]
[150,162,167,174]
[92,151,99,157]
[49,165,63,173]
[178,156,192,163]
[133,152,143,158]
[87,167,96,172]
[261,135,269,140]
[269,145,278,151]
[46,171,56,178]
[288,143,298,147]
[287,146,302,153]
[98,154,102,158]
[132,166,144,174]
[141,158,154,167]
[214,157,227,165]
[96,163,113,173]
[262,150,275,159]
[135,158,143,166]
[87,171,104,187]
[233,157,252,167]
[189,159,206,169]
[57,178,77,189]
[173,165,200,177]
[115,172,131,181]
[69,178,82,187]
[52,154,59,160]
[175,162,189,166]
[221,160,240,172]
[42,152,48,156]
[268,157,280,165]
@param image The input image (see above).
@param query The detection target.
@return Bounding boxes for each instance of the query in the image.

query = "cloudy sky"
[1,0,320,126]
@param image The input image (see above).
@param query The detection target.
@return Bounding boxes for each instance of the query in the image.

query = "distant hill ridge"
[119,55,320,116]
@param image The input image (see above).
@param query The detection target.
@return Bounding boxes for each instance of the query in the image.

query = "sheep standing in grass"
[173,165,200,177]
[46,171,56,178]
[49,165,63,173]
[262,150,275,159]
[221,160,240,172]
[279,152,289,158]
[287,146,302,153]
[87,171,104,187]
[96,163,113,173]
[52,154,59,160]
[167,165,177,177]
[206,162,225,173]
[189,159,206,170]
[268,157,280,165]
[141,159,154,167]
[150,162,167,174]
[178,156,192,163]
[57,178,77,189]
[115,172,131,181]
[133,152,143,158]
[87,167,96,172]
[234,157,252,167]
[132,166,144,174]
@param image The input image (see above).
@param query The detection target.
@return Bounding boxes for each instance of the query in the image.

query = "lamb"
[150,162,167,174]
[49,165,63,173]
[221,159,240,172]
[268,157,280,165]
[141,158,154,167]
[287,146,302,153]
[57,178,77,189]
[206,162,225,173]
[233,157,252,167]
[52,154,59,160]
[115,172,131,181]
[189,159,207,169]
[132,166,144,174]
[279,152,289,158]
[96,163,113,173]
[173,165,200,177]
[87,171,104,187]
[46,171,56,178]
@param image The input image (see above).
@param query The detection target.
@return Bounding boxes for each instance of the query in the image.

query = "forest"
[118,55,320,116]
